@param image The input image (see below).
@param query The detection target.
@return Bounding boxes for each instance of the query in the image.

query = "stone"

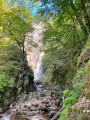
[1,79,64,120]
[31,115,47,120]
[15,115,30,120]
[49,106,58,112]
[32,102,41,107]
[38,104,45,110]
[26,110,39,116]
[49,111,56,118]
[0,108,3,114]
[30,106,37,111]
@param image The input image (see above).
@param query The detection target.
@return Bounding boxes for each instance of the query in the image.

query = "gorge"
[0,0,90,120]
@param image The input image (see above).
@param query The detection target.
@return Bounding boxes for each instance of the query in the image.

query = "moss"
[85,90,90,99]
[85,60,90,77]
[77,36,90,68]
[84,60,90,99]
[81,116,90,120]
[67,106,90,120]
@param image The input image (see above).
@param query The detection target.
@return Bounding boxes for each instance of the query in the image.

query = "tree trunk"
[73,19,83,48]
[85,0,90,14]
[70,0,89,39]
[68,11,83,48]
[81,0,90,32]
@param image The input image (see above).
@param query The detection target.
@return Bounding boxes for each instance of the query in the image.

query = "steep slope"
[59,36,90,120]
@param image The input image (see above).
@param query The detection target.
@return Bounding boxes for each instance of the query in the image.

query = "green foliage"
[73,82,83,88]
[63,84,81,106]
[0,0,35,107]
[0,74,11,92]
[63,90,69,96]
[77,66,85,76]
[59,105,70,120]
[63,97,74,105]
[59,82,83,119]
[59,67,84,119]
[35,1,90,119]
[85,90,90,99]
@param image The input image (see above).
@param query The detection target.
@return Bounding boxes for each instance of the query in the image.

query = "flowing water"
[0,114,11,120]
[34,52,44,81]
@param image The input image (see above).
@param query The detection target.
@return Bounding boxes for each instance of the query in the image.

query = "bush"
[63,97,74,105]
[0,73,11,92]
[63,90,70,96]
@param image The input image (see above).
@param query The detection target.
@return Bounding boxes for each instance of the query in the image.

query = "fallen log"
[51,107,64,120]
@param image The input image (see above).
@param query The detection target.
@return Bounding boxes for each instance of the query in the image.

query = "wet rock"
[38,104,46,110]
[0,115,2,118]
[15,115,30,120]
[49,106,58,112]
[49,111,56,118]
[1,82,62,120]
[10,102,17,108]
[31,100,42,107]
[31,115,47,120]
[30,106,37,111]
[24,105,29,108]
[0,108,3,114]
[26,110,39,116]
[42,98,49,104]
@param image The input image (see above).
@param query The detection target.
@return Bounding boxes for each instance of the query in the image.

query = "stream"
[0,114,11,120]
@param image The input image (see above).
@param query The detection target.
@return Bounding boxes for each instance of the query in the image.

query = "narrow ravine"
[0,52,62,120]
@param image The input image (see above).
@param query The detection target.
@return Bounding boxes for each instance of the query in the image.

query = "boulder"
[49,106,58,112]
[30,106,37,111]
[0,108,3,114]
[15,115,30,120]
[50,111,56,118]
[31,115,47,120]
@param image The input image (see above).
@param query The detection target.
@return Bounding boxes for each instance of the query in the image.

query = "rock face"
[25,22,45,71]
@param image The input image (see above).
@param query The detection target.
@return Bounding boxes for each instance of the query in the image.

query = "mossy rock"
[67,105,90,120]
[77,36,90,68]
[85,60,90,77]
[81,115,90,120]
[85,89,90,99]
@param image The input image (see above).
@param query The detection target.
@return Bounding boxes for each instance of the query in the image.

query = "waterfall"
[1,53,44,120]
[34,52,44,81]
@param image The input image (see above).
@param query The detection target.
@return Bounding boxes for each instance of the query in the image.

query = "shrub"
[0,73,11,92]
[63,90,70,96]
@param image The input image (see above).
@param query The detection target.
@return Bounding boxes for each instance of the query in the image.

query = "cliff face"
[25,22,45,71]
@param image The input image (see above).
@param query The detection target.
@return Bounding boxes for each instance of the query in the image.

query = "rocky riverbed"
[0,83,63,120]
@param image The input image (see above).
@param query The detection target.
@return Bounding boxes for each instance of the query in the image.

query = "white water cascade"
[34,52,44,81]
[0,114,11,120]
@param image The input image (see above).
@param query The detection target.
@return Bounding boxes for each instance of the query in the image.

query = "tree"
[35,0,90,38]
[0,0,34,99]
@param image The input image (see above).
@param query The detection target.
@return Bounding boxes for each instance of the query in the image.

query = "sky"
[31,2,41,15]
[8,0,42,15]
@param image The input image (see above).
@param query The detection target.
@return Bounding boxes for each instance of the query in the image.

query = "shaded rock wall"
[25,22,45,71]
